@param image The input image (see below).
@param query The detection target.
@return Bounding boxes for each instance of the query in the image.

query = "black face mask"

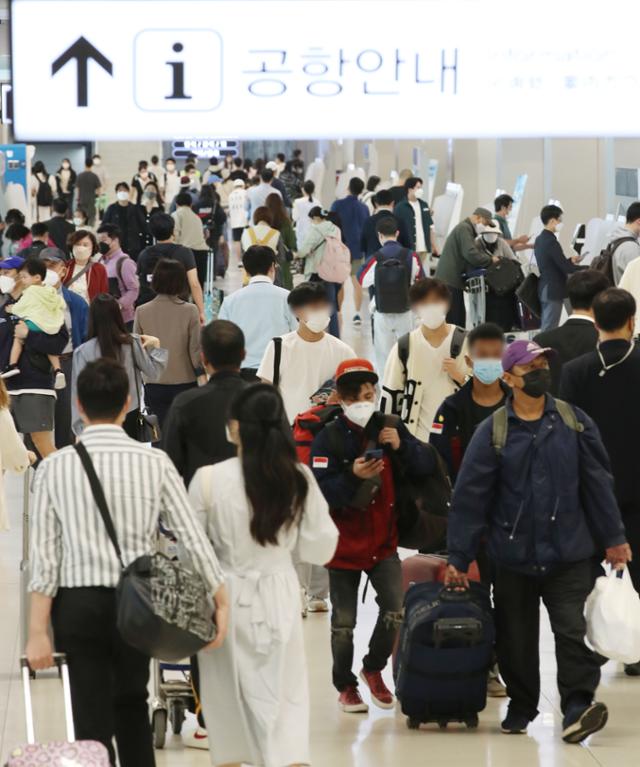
[98,241,110,256]
[521,368,552,398]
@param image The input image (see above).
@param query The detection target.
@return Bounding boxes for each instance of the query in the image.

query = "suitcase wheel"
[465,714,479,729]
[152,708,167,749]
[407,717,421,730]
[438,720,448,730]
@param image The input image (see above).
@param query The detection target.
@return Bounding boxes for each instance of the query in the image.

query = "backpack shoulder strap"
[272,336,283,388]
[248,228,258,246]
[323,420,345,464]
[491,406,509,455]
[450,326,467,359]
[397,332,411,379]
[553,398,585,433]
[116,255,127,285]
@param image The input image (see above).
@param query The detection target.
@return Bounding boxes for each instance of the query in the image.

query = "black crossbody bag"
[73,442,216,661]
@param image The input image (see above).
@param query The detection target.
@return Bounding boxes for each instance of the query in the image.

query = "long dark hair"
[87,293,132,362]
[230,385,308,546]
[265,192,290,231]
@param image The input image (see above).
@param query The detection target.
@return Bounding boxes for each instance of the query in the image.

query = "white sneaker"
[54,370,66,390]
[307,597,329,613]
[183,727,209,750]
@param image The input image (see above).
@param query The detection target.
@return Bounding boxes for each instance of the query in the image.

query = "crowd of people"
[0,148,637,767]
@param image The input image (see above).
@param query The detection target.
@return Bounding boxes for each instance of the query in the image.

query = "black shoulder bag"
[73,442,216,661]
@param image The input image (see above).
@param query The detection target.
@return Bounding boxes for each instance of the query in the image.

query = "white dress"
[0,407,30,530]
[189,458,338,767]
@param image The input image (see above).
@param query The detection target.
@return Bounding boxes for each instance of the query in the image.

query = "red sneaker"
[359,669,395,709]
[338,685,369,713]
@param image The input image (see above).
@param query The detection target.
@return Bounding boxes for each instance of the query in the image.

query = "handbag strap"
[73,442,125,570]
[67,262,91,287]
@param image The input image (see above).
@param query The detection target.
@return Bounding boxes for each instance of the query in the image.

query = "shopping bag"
[585,567,640,663]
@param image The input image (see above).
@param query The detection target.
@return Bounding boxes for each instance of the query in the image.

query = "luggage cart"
[151,660,195,749]
[463,269,487,328]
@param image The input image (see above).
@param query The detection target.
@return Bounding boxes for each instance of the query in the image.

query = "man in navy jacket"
[446,339,630,744]
[534,204,582,331]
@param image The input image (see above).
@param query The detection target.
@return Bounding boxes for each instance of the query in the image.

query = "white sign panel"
[10,0,640,140]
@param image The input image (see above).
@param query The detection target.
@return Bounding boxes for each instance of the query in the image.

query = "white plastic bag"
[585,567,640,663]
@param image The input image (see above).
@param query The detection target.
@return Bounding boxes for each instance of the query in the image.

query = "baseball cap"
[473,207,493,221]
[480,219,502,236]
[233,179,245,188]
[335,358,378,386]
[39,247,66,263]
[0,256,25,270]
[502,340,556,372]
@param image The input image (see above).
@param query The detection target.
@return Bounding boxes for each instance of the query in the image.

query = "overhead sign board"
[10,0,640,140]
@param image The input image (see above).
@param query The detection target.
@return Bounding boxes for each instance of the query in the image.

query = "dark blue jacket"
[447,395,626,575]
[360,210,411,257]
[534,228,580,301]
[331,195,369,262]
[61,287,89,349]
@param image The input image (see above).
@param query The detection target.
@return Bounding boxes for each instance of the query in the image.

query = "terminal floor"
[1,263,637,766]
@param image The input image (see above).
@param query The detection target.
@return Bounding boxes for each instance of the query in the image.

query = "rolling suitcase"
[7,654,110,766]
[394,582,494,730]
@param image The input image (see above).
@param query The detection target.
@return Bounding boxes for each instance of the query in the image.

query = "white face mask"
[417,302,447,330]
[73,245,92,263]
[304,309,331,334]
[0,275,15,294]
[116,190,129,201]
[414,187,425,199]
[73,217,84,227]
[482,233,499,244]
[554,222,564,233]
[225,424,234,444]
[92,158,101,166]
[44,269,60,288]
[342,401,376,428]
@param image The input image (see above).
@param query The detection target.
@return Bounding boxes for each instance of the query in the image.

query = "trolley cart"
[463,269,487,328]
[7,654,110,766]
[151,660,195,749]
[203,250,224,323]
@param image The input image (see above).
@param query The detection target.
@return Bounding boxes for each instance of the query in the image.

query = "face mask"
[554,222,564,233]
[417,303,447,330]
[342,401,376,429]
[414,187,425,199]
[92,158,101,166]
[73,217,84,227]
[116,190,129,201]
[520,368,552,398]
[98,241,111,256]
[143,191,157,200]
[44,269,59,288]
[225,424,234,444]
[73,245,92,262]
[0,275,15,294]
[482,233,499,244]
[304,309,331,334]
[166,164,175,172]
[62,163,70,170]
[473,358,503,385]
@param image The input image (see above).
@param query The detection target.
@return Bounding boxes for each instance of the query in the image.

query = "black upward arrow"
[51,37,113,108]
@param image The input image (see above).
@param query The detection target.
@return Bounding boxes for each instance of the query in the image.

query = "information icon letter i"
[166,43,191,100]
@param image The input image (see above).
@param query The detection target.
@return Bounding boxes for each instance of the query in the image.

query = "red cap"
[335,358,378,385]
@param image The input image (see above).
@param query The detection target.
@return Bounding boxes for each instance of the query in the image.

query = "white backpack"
[317,232,351,284]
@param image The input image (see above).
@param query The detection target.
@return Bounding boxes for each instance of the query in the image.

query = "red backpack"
[293,404,343,465]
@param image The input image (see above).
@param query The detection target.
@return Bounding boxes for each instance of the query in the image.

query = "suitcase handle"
[440,585,471,602]
[21,653,75,745]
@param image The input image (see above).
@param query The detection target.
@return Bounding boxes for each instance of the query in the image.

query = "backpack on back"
[491,398,583,455]
[590,236,636,284]
[317,233,351,284]
[374,249,413,313]
[36,177,53,207]
[293,403,343,465]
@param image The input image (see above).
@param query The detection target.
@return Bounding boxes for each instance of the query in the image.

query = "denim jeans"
[329,554,404,691]
[539,285,570,332]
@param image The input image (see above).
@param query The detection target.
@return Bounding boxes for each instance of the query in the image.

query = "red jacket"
[63,260,108,302]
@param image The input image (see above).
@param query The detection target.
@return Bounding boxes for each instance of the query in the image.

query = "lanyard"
[597,341,634,377]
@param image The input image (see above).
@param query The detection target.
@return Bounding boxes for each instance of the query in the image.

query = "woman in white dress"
[190,384,338,767]
[0,378,35,530]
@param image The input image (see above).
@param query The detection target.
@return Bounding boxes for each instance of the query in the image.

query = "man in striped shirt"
[25,358,228,767]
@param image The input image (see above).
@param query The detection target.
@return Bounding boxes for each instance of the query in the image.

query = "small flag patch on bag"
[312,456,329,469]
[430,422,444,434]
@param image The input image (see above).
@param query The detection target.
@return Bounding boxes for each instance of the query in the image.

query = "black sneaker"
[0,364,20,379]
[501,709,530,734]
[562,702,608,744]
[624,660,640,677]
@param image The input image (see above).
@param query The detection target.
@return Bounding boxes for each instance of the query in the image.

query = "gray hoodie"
[607,223,640,284]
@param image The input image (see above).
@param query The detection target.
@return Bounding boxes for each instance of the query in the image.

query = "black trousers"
[54,355,74,449]
[329,554,403,691]
[51,587,155,767]
[193,249,209,289]
[493,559,604,721]
[144,382,197,430]
[446,286,466,327]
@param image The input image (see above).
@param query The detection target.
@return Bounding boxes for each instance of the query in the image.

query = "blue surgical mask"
[473,358,503,385]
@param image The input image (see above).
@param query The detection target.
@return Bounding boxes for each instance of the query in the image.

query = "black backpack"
[590,236,636,284]
[374,249,413,313]
[484,258,524,296]
[36,176,53,207]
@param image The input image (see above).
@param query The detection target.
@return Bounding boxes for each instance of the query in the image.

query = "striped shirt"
[29,425,224,598]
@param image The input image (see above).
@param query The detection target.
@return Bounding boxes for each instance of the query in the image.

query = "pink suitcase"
[7,654,110,767]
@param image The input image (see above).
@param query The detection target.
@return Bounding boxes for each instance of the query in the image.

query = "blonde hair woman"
[0,379,35,530]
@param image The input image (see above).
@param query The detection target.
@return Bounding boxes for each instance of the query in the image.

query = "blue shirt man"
[218,245,296,371]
